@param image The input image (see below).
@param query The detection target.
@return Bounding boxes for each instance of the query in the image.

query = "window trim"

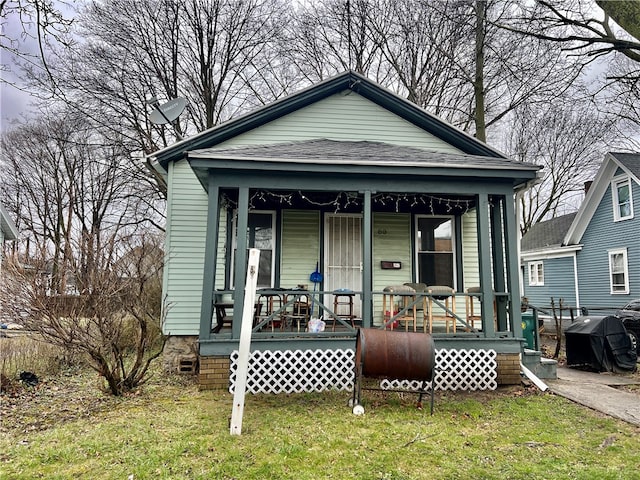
[528,261,544,286]
[231,210,276,288]
[608,247,629,294]
[612,175,634,222]
[414,214,456,289]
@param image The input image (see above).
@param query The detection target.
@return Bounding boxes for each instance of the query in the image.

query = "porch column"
[476,193,495,337]
[362,190,373,327]
[503,193,523,338]
[232,187,250,338]
[199,174,221,342]
[490,196,507,331]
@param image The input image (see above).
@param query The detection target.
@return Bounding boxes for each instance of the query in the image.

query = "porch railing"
[206,289,514,340]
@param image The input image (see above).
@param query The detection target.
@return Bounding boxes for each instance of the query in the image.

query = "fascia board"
[521,245,582,261]
[0,203,18,240]
[563,153,618,245]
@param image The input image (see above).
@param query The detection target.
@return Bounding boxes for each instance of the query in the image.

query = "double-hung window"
[232,211,275,288]
[608,248,629,294]
[416,216,454,287]
[612,176,633,221]
[528,261,544,286]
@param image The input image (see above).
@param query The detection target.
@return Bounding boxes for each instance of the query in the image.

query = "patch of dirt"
[0,367,197,435]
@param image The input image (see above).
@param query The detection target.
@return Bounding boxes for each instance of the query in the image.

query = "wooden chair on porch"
[382,284,417,332]
[427,286,456,333]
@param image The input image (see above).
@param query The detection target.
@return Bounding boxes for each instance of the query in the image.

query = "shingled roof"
[190,139,538,171]
[610,152,640,181]
[521,213,577,252]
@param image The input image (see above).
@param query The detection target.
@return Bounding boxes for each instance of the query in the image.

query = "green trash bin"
[521,312,536,350]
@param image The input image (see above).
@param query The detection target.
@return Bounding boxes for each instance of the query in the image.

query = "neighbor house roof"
[150,70,508,169]
[0,203,18,241]
[521,213,577,252]
[564,151,640,245]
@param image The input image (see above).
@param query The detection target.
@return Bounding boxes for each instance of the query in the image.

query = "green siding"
[165,93,467,334]
[460,210,479,313]
[163,160,208,335]
[215,92,463,153]
[372,213,412,325]
[280,210,320,289]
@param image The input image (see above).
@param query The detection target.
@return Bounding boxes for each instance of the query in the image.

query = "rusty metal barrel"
[355,328,435,381]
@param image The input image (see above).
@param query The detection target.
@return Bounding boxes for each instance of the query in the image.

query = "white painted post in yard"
[230,248,260,435]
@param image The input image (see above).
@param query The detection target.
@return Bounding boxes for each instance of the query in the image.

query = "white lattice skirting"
[229,348,497,394]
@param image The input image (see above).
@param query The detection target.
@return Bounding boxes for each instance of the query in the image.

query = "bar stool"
[332,289,356,331]
[404,283,428,332]
[257,290,283,331]
[283,291,310,332]
[382,285,417,331]
[427,286,456,333]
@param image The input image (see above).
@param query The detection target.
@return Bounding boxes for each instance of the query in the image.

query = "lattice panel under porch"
[229,348,497,394]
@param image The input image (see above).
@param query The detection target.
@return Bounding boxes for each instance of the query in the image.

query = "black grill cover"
[564,316,636,373]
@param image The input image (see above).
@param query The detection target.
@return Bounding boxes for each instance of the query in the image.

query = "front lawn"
[1,370,639,479]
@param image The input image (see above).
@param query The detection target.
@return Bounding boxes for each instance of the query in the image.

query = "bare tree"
[505,100,617,234]
[0,233,165,396]
[283,0,389,83]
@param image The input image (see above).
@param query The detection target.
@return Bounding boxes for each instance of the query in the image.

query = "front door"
[324,214,362,318]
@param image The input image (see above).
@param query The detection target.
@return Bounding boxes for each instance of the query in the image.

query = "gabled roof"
[0,203,18,241]
[564,152,640,245]
[150,70,507,169]
[521,213,577,252]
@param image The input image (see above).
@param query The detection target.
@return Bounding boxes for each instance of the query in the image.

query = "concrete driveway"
[547,366,640,426]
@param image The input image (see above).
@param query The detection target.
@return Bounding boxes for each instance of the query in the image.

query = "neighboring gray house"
[0,203,18,275]
[521,152,640,312]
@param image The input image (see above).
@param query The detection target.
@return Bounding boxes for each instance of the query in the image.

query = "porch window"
[612,176,633,221]
[232,211,275,288]
[528,261,544,286]
[608,248,629,294]
[416,216,454,287]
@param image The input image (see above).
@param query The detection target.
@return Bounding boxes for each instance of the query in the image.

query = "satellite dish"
[149,97,187,125]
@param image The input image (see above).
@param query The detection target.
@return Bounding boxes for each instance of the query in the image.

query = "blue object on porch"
[309,262,323,316]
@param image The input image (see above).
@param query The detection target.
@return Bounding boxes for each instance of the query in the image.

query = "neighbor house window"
[232,211,275,288]
[612,176,633,221]
[416,216,454,287]
[528,261,544,286]
[609,248,629,294]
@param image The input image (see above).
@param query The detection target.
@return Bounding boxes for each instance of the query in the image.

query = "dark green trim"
[199,177,220,342]
[454,216,464,291]
[189,158,535,183]
[477,193,496,337]
[154,71,505,169]
[198,334,524,357]
[362,191,373,327]
[189,168,519,196]
[504,194,523,338]
[232,188,250,338]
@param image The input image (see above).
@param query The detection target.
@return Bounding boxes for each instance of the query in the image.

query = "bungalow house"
[0,202,18,275]
[521,152,640,314]
[149,71,545,392]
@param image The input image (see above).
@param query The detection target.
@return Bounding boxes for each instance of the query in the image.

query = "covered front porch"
[191,140,534,368]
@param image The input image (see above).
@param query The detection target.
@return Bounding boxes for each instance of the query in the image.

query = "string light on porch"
[221,190,474,214]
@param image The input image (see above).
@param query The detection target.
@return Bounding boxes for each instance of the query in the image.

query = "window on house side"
[609,248,629,294]
[232,211,275,288]
[528,261,544,286]
[612,176,633,221]
[416,216,454,288]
